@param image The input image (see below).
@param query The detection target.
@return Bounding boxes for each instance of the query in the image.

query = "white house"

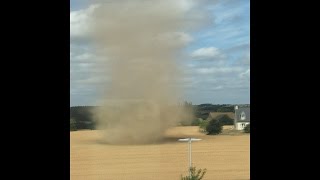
[234,106,250,130]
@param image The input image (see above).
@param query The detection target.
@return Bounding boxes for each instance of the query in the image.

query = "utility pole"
[178,138,202,177]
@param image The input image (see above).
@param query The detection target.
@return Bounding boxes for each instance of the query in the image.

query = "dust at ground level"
[71,126,250,180]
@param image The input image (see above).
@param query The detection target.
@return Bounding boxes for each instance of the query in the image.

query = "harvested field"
[70,126,250,180]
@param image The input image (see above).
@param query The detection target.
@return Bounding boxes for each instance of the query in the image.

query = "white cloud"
[72,52,94,62]
[211,85,223,90]
[70,0,249,105]
[174,32,194,45]
[243,52,250,65]
[174,0,195,12]
[70,4,99,40]
[191,47,224,59]
[77,76,109,85]
[239,69,250,78]
[196,67,243,74]
[153,32,193,47]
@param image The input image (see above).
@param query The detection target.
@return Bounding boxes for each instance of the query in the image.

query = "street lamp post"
[178,138,202,177]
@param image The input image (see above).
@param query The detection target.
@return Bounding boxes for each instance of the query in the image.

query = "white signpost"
[178,138,202,177]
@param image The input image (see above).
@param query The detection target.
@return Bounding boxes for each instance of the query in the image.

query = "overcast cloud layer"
[70,0,250,106]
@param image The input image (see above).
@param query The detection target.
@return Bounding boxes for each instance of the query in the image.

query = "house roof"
[235,107,250,122]
[207,112,235,120]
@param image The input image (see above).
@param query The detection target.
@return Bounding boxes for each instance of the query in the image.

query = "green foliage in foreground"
[181,166,207,180]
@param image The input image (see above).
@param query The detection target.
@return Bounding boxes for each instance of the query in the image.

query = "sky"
[70,0,250,106]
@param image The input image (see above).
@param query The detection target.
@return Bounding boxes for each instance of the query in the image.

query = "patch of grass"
[181,166,207,180]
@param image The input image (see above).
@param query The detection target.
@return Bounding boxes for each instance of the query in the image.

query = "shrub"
[181,166,207,180]
[244,124,250,133]
[206,119,222,135]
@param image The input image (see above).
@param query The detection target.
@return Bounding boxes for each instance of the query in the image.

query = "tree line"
[70,103,248,131]
[70,106,95,131]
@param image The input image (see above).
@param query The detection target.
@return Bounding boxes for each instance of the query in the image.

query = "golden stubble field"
[70,126,250,180]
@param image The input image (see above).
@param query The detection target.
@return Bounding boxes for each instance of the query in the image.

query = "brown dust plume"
[91,0,210,144]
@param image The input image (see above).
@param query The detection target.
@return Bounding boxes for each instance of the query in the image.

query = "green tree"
[181,166,207,180]
[70,118,77,131]
[191,118,202,126]
[206,119,222,135]
[179,101,195,126]
[218,115,234,125]
[199,120,209,132]
[70,106,95,130]
[244,124,250,133]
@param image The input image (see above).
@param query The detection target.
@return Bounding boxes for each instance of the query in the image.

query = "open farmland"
[70,126,250,180]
